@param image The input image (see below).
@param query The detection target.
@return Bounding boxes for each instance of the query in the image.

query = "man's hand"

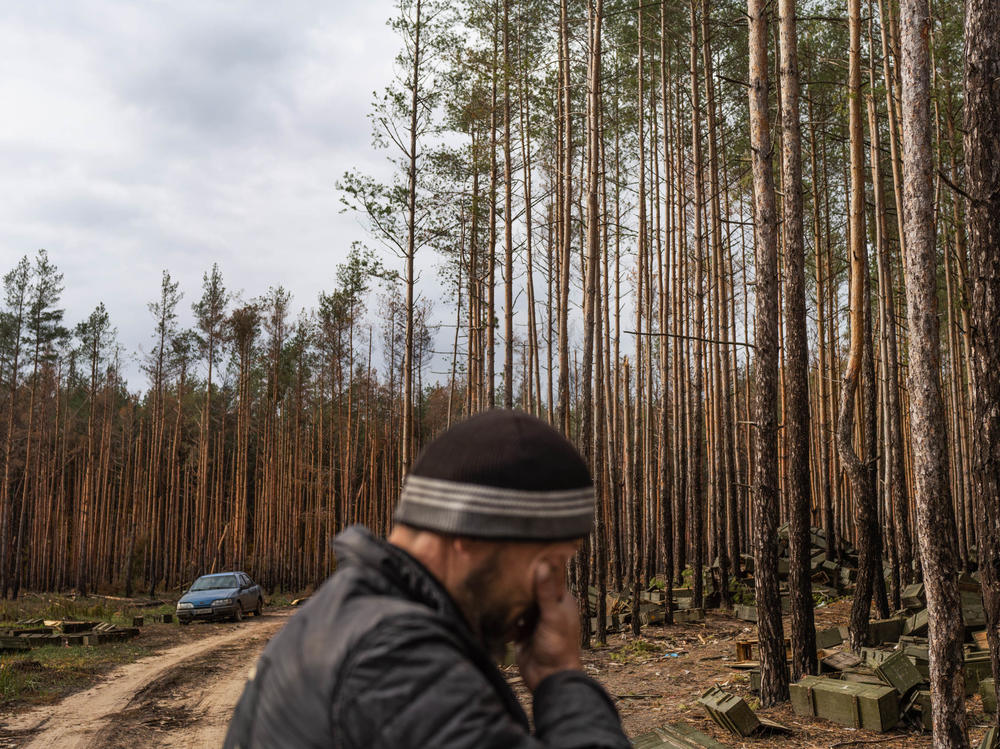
[515,562,582,692]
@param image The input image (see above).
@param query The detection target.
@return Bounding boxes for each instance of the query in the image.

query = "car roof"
[198,571,245,577]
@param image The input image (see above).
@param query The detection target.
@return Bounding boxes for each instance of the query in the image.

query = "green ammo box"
[790,675,899,731]
[0,636,30,652]
[699,685,760,737]
[840,669,890,686]
[734,605,757,622]
[631,724,725,748]
[860,647,893,666]
[903,689,932,731]
[673,608,704,624]
[811,552,826,572]
[963,591,987,630]
[873,650,923,696]
[901,583,926,611]
[904,609,929,637]
[821,650,861,673]
[869,617,905,644]
[966,652,994,696]
[749,665,793,692]
[981,726,999,749]
[981,678,997,714]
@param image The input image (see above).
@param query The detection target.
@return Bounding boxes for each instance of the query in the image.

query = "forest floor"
[1,597,996,747]
[0,607,289,748]
[523,598,996,748]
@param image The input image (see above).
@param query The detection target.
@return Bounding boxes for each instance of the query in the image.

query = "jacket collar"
[333,524,469,628]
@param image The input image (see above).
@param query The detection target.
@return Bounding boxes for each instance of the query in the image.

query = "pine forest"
[2,0,999,745]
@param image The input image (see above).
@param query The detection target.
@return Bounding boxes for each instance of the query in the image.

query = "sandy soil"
[0,610,289,749]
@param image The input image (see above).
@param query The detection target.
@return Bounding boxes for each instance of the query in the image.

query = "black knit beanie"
[395,410,595,541]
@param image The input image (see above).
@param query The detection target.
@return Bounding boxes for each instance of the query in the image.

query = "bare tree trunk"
[840,0,882,651]
[688,0,706,611]
[777,0,816,679]
[900,0,968,742]
[401,0,423,477]
[966,0,1000,726]
[502,0,514,410]
[556,0,572,435]
[747,0,789,706]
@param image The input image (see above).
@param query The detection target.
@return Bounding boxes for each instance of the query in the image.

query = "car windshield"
[189,574,236,591]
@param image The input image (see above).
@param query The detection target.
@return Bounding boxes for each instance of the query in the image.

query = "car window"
[190,574,237,591]
[239,574,248,587]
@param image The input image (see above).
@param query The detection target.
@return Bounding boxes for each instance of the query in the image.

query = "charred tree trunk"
[747,0,789,707]
[900,0,969,742]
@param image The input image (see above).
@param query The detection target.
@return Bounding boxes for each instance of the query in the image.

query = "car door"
[238,574,252,609]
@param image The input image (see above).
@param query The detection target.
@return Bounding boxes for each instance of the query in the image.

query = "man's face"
[455,539,579,660]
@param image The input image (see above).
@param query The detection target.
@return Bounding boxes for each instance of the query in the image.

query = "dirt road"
[1,610,290,749]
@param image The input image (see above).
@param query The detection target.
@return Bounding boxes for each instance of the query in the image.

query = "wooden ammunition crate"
[821,650,861,673]
[631,724,725,748]
[672,608,704,624]
[981,726,999,749]
[966,652,994,696]
[874,650,923,696]
[734,605,757,622]
[816,626,844,649]
[903,689,932,731]
[790,675,899,731]
[840,669,889,686]
[963,591,987,630]
[901,583,926,611]
[981,678,996,714]
[699,686,759,737]
[904,609,929,637]
[868,617,905,644]
[0,636,30,652]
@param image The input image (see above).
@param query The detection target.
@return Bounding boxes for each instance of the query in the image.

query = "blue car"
[176,571,263,624]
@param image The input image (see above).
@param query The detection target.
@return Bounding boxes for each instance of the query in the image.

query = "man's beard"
[459,552,524,661]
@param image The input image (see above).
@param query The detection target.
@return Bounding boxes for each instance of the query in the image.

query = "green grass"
[0,641,152,708]
[0,594,177,708]
[609,638,661,663]
[0,594,175,628]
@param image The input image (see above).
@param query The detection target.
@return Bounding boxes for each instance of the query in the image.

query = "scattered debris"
[631,723,726,748]
[0,619,140,651]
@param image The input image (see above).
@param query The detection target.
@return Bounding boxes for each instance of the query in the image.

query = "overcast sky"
[0,0,407,387]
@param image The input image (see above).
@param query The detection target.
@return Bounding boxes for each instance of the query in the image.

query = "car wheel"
[254,598,263,616]
[233,604,243,623]
[179,619,191,626]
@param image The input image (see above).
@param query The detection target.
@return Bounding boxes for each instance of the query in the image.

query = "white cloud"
[0,0,412,387]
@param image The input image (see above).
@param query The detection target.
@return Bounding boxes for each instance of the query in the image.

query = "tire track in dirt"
[0,610,289,749]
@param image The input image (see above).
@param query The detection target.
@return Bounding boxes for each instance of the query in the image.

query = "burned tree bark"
[747,0,788,707]
[965,0,1000,728]
[900,0,969,743]
[777,0,816,679]
[840,0,882,652]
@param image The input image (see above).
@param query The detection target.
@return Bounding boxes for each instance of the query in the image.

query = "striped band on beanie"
[394,410,595,541]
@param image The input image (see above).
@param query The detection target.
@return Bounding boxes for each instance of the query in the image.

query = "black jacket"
[224,526,631,749]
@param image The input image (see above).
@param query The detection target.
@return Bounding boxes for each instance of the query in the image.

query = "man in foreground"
[224,410,630,748]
